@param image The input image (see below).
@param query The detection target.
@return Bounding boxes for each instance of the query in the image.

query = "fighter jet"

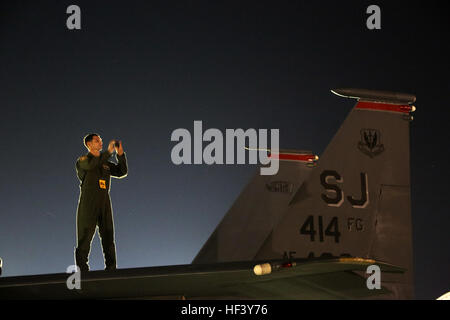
[0,88,416,299]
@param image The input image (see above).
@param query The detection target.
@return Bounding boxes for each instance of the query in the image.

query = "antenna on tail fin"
[331,88,416,105]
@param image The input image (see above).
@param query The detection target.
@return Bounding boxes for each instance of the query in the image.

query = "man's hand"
[107,140,116,154]
[115,141,124,156]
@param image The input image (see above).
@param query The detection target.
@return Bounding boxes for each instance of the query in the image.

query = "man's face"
[87,135,103,152]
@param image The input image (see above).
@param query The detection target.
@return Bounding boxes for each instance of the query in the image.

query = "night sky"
[0,1,449,299]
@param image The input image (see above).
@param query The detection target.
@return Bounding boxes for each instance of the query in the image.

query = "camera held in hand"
[114,140,120,148]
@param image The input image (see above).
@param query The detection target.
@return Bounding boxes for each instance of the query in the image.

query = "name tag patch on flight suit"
[99,179,106,189]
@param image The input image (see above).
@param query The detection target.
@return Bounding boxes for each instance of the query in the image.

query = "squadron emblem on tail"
[358,129,385,158]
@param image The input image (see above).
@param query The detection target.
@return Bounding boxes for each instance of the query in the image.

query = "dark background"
[0,0,449,299]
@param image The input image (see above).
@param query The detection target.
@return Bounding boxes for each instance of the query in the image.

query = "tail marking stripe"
[356,101,413,114]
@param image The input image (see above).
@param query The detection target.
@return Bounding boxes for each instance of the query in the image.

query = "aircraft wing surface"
[0,257,403,299]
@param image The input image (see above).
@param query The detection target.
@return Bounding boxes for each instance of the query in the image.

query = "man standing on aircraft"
[74,134,128,272]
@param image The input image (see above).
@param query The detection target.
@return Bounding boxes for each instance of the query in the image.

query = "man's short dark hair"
[83,133,99,148]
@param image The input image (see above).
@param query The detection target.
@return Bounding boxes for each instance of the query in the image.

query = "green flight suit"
[75,150,128,271]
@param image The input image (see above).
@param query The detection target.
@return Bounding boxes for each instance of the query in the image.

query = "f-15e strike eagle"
[0,88,416,299]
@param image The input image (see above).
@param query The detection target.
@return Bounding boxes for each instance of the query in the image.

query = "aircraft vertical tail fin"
[193,151,317,264]
[254,88,416,298]
[194,88,416,299]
